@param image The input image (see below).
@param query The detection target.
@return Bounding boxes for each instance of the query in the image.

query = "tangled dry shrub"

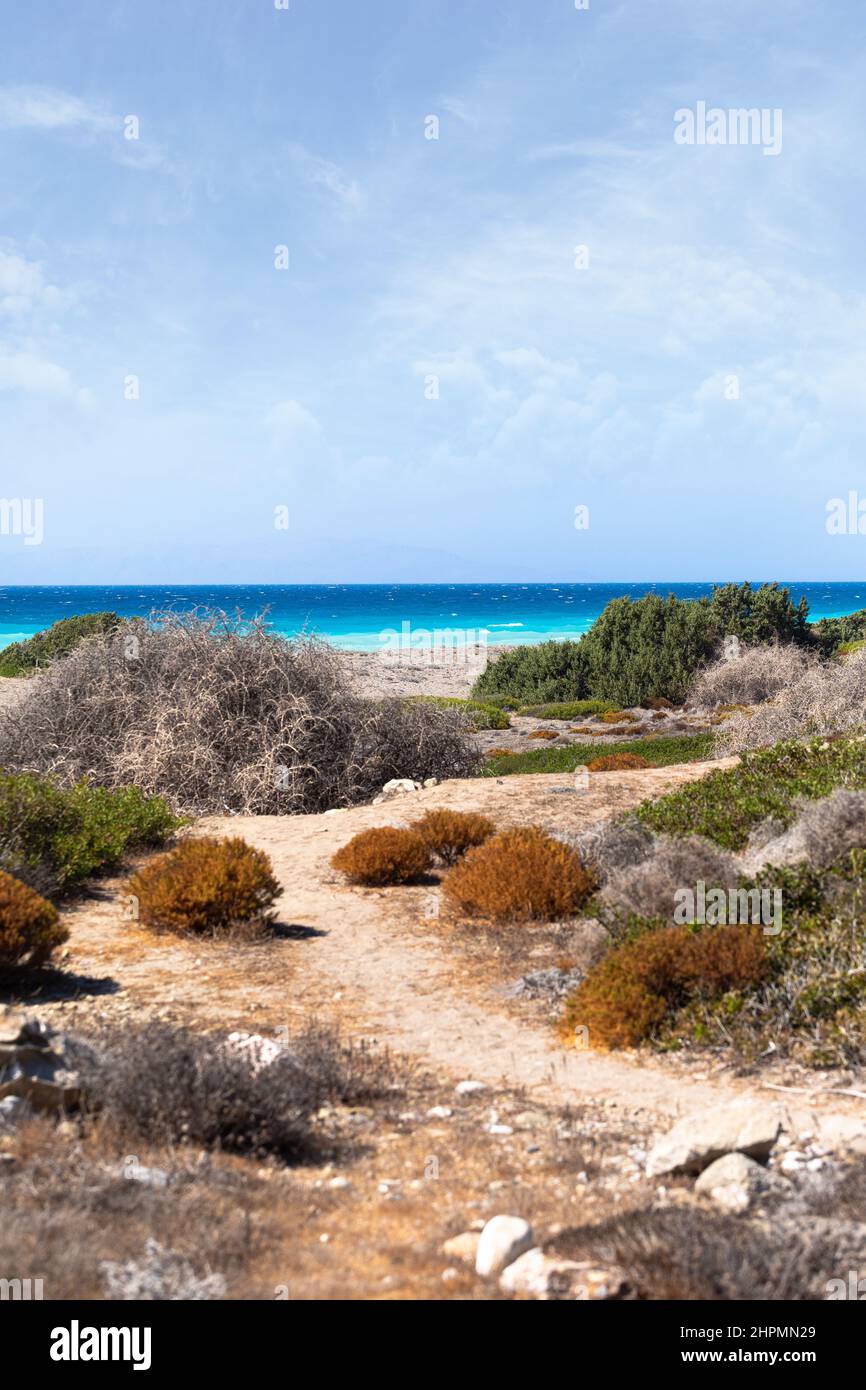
[562,923,767,1049]
[587,753,651,772]
[443,827,595,922]
[567,817,657,886]
[126,836,282,937]
[0,612,478,815]
[740,789,866,874]
[78,1020,399,1162]
[331,827,431,885]
[0,870,68,967]
[688,642,817,710]
[716,648,866,754]
[411,809,496,865]
[599,834,740,926]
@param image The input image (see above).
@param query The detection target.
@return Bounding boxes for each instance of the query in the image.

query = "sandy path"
[196,762,865,1151]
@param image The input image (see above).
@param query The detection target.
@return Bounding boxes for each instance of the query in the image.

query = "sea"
[0,581,864,653]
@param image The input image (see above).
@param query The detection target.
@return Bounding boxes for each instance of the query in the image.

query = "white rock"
[427,1105,453,1120]
[442,1231,480,1264]
[646,1103,781,1177]
[379,779,422,801]
[455,1080,487,1096]
[500,1248,628,1301]
[475,1216,534,1278]
[488,1124,514,1136]
[694,1152,788,1214]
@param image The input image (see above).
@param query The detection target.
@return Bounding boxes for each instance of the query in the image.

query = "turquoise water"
[0,582,864,652]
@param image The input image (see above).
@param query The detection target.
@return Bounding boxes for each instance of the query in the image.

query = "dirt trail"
[193,761,865,1152]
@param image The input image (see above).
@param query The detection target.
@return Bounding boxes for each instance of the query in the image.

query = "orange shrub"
[0,870,67,968]
[644,697,674,711]
[599,710,638,724]
[331,827,431,885]
[561,924,767,1049]
[412,809,496,865]
[486,747,518,758]
[443,827,595,923]
[126,836,282,937]
[587,753,652,772]
[528,729,559,741]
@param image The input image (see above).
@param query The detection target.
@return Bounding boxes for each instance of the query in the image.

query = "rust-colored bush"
[412,809,496,866]
[0,870,67,968]
[331,827,431,886]
[644,697,674,711]
[528,729,559,741]
[587,753,652,772]
[599,710,638,724]
[561,924,767,1049]
[443,826,595,922]
[486,747,518,759]
[126,836,282,937]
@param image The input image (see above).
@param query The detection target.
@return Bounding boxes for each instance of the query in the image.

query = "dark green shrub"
[812,607,866,655]
[518,699,617,719]
[472,640,590,705]
[0,870,68,968]
[0,771,179,891]
[0,612,121,677]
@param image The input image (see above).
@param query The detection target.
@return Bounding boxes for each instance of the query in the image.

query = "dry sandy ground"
[342,644,493,699]
[36,759,866,1155]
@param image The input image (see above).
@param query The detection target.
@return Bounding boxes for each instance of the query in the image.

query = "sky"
[1,0,865,584]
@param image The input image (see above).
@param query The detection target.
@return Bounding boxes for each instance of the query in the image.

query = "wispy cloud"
[0,84,113,132]
[287,144,365,213]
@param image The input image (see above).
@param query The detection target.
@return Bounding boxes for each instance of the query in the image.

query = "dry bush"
[331,827,431,885]
[741,789,866,874]
[643,696,674,711]
[412,809,496,866]
[599,710,637,724]
[600,834,740,926]
[486,747,518,758]
[0,612,478,815]
[587,753,651,772]
[566,818,657,887]
[562,923,767,1049]
[0,870,68,968]
[443,827,595,922]
[717,648,866,754]
[126,836,282,937]
[78,1020,399,1162]
[552,1205,862,1300]
[528,729,559,741]
[688,642,816,710]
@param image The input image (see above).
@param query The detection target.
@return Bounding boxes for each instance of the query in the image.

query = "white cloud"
[0,248,63,315]
[266,399,322,446]
[0,350,74,395]
[0,85,113,132]
[287,144,364,213]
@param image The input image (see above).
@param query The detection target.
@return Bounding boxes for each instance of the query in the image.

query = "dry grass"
[717,648,866,753]
[688,643,816,710]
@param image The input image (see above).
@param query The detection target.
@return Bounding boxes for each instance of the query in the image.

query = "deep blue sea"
[0,582,864,653]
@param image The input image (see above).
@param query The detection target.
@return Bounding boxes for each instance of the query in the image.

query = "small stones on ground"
[488,1124,514,1136]
[455,1080,487,1096]
[442,1231,480,1265]
[426,1105,453,1120]
[328,1176,351,1190]
[123,1163,170,1189]
[500,1248,629,1301]
[475,1215,534,1278]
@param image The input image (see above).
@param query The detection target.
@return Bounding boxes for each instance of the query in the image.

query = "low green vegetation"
[410,695,510,730]
[0,771,180,892]
[483,732,713,776]
[0,612,121,677]
[638,736,866,850]
[813,606,866,655]
[473,582,811,707]
[517,699,618,719]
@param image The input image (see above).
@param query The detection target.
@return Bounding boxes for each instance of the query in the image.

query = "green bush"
[475,584,811,708]
[812,607,866,655]
[410,696,510,730]
[0,612,121,677]
[472,640,590,705]
[518,699,617,719]
[483,732,714,777]
[0,771,179,892]
[638,736,866,851]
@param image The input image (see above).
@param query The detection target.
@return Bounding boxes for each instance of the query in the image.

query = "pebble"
[427,1106,453,1120]
[455,1080,487,1096]
[475,1216,535,1278]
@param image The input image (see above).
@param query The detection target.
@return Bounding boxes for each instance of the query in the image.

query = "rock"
[455,1080,487,1096]
[423,778,439,789]
[500,1248,629,1301]
[442,1231,480,1264]
[378,779,422,802]
[124,1163,170,1189]
[646,1103,781,1177]
[475,1215,534,1278]
[223,1032,286,1073]
[0,1014,82,1113]
[513,1110,547,1131]
[0,1095,32,1128]
[694,1152,789,1213]
[426,1105,453,1120]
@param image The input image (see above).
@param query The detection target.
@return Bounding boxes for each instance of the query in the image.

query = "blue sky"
[1,0,865,583]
